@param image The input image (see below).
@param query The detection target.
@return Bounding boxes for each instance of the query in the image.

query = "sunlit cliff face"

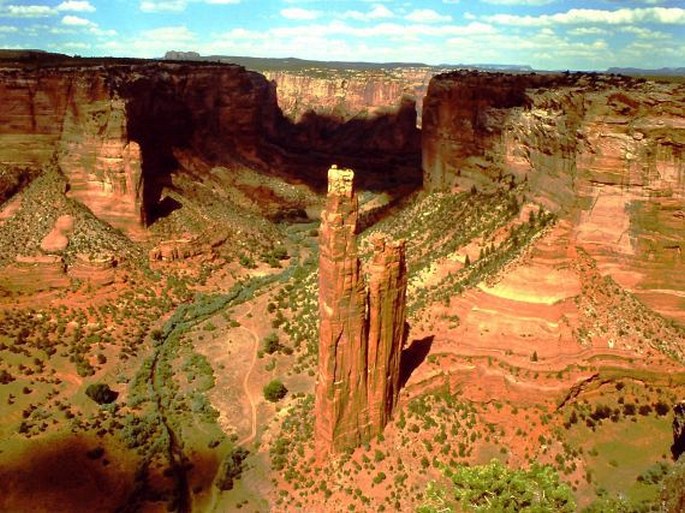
[422,71,685,322]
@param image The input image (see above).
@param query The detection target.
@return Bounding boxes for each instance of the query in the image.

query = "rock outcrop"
[422,71,685,322]
[0,255,69,292]
[315,166,407,457]
[674,401,685,460]
[367,235,407,431]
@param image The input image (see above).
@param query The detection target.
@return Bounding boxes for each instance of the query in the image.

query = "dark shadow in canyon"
[0,434,221,513]
[269,95,422,193]
[123,78,194,226]
[400,335,434,389]
[118,66,421,227]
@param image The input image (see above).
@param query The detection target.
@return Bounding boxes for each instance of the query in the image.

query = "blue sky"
[0,0,683,69]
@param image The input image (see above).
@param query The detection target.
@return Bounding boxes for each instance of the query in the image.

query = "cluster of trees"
[419,459,575,513]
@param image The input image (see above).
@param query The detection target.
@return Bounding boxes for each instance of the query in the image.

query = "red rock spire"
[315,165,407,458]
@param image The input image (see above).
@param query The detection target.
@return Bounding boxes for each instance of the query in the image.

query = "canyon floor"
[0,159,683,513]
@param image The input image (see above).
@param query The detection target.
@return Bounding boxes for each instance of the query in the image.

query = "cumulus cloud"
[56,1,96,12]
[139,0,239,11]
[405,9,452,23]
[620,25,670,39]
[341,5,394,22]
[568,27,610,36]
[61,15,94,26]
[140,0,187,12]
[141,25,195,42]
[482,7,685,26]
[481,0,556,5]
[4,5,57,17]
[281,7,321,20]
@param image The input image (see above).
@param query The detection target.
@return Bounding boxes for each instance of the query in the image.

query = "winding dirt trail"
[236,305,260,447]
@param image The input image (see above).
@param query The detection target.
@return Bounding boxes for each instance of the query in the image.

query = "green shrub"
[85,383,118,405]
[216,447,249,491]
[263,333,281,354]
[419,459,575,512]
[263,380,288,402]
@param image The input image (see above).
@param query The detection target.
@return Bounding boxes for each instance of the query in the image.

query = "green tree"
[263,332,280,354]
[216,446,249,491]
[418,459,575,513]
[263,379,288,402]
[85,383,118,405]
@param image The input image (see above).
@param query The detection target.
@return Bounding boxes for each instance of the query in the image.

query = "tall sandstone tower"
[315,166,408,457]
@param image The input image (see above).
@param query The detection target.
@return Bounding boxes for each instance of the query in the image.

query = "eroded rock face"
[0,60,280,236]
[315,166,407,457]
[263,67,434,126]
[422,71,685,322]
[367,235,407,431]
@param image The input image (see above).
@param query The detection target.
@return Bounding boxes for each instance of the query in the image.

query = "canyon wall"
[262,68,435,126]
[0,56,424,238]
[0,59,280,235]
[422,71,685,321]
[315,166,407,457]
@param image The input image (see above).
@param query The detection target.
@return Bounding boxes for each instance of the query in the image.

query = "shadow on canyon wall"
[120,70,421,225]
[269,95,422,194]
[400,335,434,389]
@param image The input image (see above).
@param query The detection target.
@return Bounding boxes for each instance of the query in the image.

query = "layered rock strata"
[0,58,280,235]
[261,68,434,126]
[422,71,685,321]
[315,166,407,457]
[0,54,424,240]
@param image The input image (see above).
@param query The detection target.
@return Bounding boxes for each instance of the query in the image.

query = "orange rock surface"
[422,71,685,322]
[315,166,407,457]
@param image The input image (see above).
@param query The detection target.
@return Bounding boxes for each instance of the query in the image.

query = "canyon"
[0,51,683,513]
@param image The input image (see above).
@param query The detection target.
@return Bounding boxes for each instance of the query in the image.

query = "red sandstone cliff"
[0,59,280,236]
[367,235,407,431]
[422,71,685,322]
[0,57,423,239]
[263,68,434,126]
[315,166,407,457]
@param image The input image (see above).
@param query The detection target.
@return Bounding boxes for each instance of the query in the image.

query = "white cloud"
[281,7,320,20]
[568,27,609,36]
[4,5,57,17]
[56,1,96,12]
[61,15,94,26]
[342,5,394,22]
[204,0,240,3]
[405,9,452,23]
[620,25,670,39]
[90,26,117,37]
[0,26,19,33]
[482,7,685,26]
[59,41,90,50]
[140,0,187,12]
